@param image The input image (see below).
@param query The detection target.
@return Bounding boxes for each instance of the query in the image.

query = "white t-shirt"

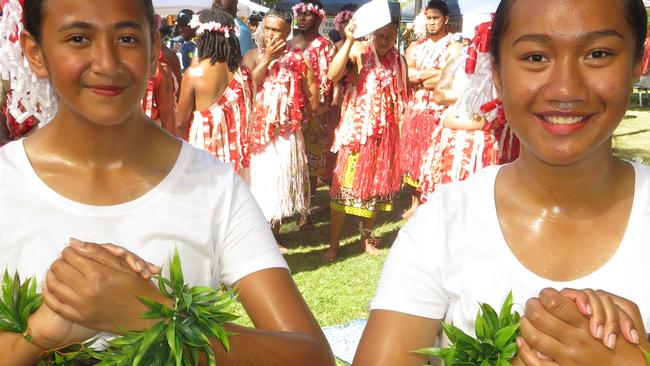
[0,140,288,291]
[372,163,650,340]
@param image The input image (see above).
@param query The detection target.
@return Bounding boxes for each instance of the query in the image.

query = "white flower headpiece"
[189,15,240,38]
[292,3,326,21]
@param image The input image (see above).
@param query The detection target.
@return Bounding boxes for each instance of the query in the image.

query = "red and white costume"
[188,67,254,174]
[330,47,408,218]
[400,34,456,187]
[290,35,336,177]
[248,51,310,223]
[418,22,519,202]
[0,0,57,139]
[142,51,178,126]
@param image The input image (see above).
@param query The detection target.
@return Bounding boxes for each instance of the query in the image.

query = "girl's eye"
[586,50,610,60]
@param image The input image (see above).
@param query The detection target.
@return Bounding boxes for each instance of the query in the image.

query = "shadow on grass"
[614,128,650,137]
[279,185,410,274]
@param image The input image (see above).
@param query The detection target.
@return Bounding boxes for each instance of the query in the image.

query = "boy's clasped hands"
[26,238,167,352]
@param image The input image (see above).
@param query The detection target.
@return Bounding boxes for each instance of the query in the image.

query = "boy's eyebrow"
[113,21,145,31]
[512,29,624,46]
[57,21,144,32]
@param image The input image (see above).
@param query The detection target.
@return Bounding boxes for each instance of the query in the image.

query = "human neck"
[428,30,447,42]
[33,105,150,167]
[299,27,319,42]
[508,144,624,209]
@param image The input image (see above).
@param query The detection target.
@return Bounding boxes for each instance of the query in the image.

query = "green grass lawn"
[229,99,650,365]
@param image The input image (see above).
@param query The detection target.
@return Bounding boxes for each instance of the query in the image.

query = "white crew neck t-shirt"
[0,140,288,291]
[372,163,650,339]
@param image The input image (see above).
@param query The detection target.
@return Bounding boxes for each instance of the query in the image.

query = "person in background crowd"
[325,13,408,261]
[323,4,357,185]
[243,9,319,252]
[248,11,263,33]
[177,8,254,180]
[213,0,255,56]
[417,20,503,201]
[354,0,650,365]
[0,0,335,365]
[169,9,197,72]
[400,0,460,218]
[290,0,336,230]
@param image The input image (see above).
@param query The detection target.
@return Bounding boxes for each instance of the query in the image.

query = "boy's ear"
[149,32,161,77]
[20,31,49,79]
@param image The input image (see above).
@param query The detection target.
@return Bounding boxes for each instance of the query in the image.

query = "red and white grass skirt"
[419,128,498,201]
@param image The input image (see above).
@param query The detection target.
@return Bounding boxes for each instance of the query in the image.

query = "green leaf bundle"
[0,270,42,336]
[417,292,520,366]
[93,248,239,366]
[0,248,237,366]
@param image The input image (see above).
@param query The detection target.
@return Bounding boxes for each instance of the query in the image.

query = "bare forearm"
[252,58,271,86]
[408,69,441,85]
[0,332,45,366]
[328,39,354,83]
[208,323,335,366]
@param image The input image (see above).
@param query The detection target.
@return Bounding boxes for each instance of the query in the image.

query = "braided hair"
[196,7,242,72]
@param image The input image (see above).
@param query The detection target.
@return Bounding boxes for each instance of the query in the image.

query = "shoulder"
[178,142,238,189]
[415,166,501,227]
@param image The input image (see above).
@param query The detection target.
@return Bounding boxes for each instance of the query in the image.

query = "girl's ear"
[149,32,161,77]
[20,31,49,79]
[492,63,502,97]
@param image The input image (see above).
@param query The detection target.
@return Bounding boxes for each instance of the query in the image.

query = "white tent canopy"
[153,0,268,18]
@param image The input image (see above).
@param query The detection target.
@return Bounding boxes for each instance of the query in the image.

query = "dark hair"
[24,0,156,44]
[265,9,293,27]
[196,8,241,72]
[490,0,648,66]
[299,0,325,11]
[424,0,450,17]
[340,3,359,12]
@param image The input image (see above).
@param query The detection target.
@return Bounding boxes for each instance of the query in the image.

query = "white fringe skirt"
[248,130,310,223]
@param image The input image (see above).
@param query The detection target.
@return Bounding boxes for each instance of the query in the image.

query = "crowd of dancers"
[1,0,521,261]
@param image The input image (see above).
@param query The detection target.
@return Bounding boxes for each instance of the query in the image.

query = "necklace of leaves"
[0,248,237,365]
[416,292,650,366]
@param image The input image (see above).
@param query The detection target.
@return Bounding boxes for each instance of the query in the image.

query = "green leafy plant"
[417,292,520,366]
[0,249,237,365]
[93,248,239,366]
[0,270,42,336]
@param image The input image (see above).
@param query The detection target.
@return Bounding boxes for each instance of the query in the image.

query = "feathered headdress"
[0,0,57,125]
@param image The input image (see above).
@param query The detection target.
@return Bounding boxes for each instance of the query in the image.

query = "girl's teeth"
[544,116,584,125]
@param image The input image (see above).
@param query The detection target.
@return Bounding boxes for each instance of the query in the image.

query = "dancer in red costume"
[177,8,253,177]
[325,15,408,261]
[289,0,336,229]
[400,0,460,218]
[418,20,505,201]
[243,9,319,251]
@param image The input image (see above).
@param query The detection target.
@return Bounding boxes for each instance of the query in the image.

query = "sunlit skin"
[424,8,448,37]
[0,1,334,365]
[324,20,403,261]
[352,1,649,365]
[296,11,319,32]
[371,23,398,58]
